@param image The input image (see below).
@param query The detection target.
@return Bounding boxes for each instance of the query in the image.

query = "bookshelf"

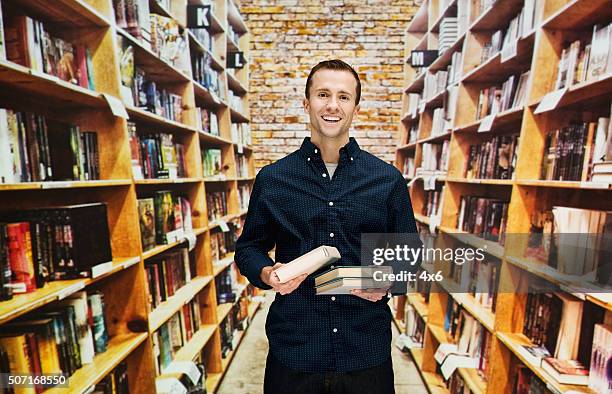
[395,0,612,393]
[0,0,258,392]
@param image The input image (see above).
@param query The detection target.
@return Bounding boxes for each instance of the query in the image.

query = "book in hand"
[542,357,589,386]
[274,245,340,283]
[314,265,392,287]
[315,277,391,295]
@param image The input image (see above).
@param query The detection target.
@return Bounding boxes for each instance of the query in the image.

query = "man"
[235,59,419,394]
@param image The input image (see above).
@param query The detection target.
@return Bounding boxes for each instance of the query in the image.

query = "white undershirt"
[325,162,338,178]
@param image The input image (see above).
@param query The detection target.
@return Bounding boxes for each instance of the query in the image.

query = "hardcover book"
[274,245,341,283]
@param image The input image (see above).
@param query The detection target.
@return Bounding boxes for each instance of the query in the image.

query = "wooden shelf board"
[117,27,190,83]
[542,0,612,30]
[398,142,418,151]
[227,2,249,34]
[213,253,236,277]
[149,0,177,22]
[0,256,139,325]
[428,323,452,345]
[405,70,427,93]
[216,302,234,323]
[515,179,612,189]
[470,0,524,31]
[429,33,467,72]
[409,346,424,368]
[420,130,452,145]
[126,105,198,135]
[142,228,206,260]
[463,32,535,84]
[198,131,234,147]
[134,178,201,185]
[496,332,598,394]
[193,81,227,110]
[408,293,429,319]
[0,179,133,191]
[429,0,458,33]
[438,226,505,259]
[149,275,214,332]
[414,213,431,225]
[457,367,487,394]
[407,2,429,33]
[14,0,109,28]
[425,89,446,110]
[172,324,218,363]
[227,72,248,96]
[421,370,450,394]
[531,73,612,113]
[46,333,148,394]
[205,372,223,394]
[451,292,495,333]
[0,60,104,108]
[445,177,514,186]
[230,107,250,123]
[226,35,240,53]
[506,255,612,311]
[455,106,523,133]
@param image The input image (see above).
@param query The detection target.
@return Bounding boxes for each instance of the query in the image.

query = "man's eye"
[340,95,350,101]
[318,92,328,98]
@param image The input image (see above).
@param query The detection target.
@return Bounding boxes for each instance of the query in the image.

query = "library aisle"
[217,292,428,394]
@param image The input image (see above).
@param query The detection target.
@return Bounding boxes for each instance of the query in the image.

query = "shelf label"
[478,114,495,132]
[219,220,230,232]
[228,51,246,69]
[534,88,567,114]
[58,282,85,300]
[187,5,211,28]
[41,181,72,189]
[410,50,438,67]
[501,40,518,63]
[102,93,129,119]
[165,361,201,385]
[91,261,114,278]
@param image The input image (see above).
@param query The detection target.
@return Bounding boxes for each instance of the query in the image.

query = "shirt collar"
[300,137,361,162]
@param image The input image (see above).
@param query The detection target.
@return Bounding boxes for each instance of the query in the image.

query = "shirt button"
[333,328,338,333]
[322,173,327,178]
[331,296,336,301]
[329,232,334,238]
[314,148,318,153]
[328,201,334,206]
[307,157,311,161]
[350,157,354,161]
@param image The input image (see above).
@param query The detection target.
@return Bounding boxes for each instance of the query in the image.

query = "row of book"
[403,301,426,347]
[519,290,611,387]
[476,72,530,120]
[431,102,454,137]
[219,294,250,359]
[216,264,239,304]
[207,191,228,222]
[465,134,519,180]
[210,221,239,263]
[424,70,450,102]
[152,298,202,375]
[420,141,450,174]
[0,109,100,184]
[448,257,500,312]
[228,90,244,114]
[423,189,444,219]
[119,36,184,122]
[0,4,95,89]
[457,196,509,245]
[202,148,223,178]
[481,0,540,62]
[129,126,188,180]
[156,359,208,394]
[235,153,249,178]
[92,361,129,394]
[0,203,112,297]
[238,184,251,213]
[137,191,193,251]
[0,290,108,392]
[439,17,458,54]
[197,107,220,136]
[402,156,415,178]
[145,246,195,310]
[554,23,612,90]
[231,122,251,147]
[190,25,213,53]
[526,205,611,284]
[193,51,225,101]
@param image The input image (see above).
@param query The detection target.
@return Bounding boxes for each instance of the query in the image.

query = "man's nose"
[326,96,340,111]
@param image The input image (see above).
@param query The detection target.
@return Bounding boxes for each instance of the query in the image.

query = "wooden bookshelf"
[0,0,256,392]
[396,0,612,393]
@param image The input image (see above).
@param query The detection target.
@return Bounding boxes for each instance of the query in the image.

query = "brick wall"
[239,0,418,169]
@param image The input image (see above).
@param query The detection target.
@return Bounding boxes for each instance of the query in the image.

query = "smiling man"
[235,59,419,394]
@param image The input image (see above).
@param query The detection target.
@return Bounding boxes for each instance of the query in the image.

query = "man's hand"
[351,288,388,302]
[261,263,308,295]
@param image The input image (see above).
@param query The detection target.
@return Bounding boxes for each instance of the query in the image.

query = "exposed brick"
[240,0,416,168]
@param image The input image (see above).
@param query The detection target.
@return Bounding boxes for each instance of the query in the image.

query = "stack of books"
[314,266,392,295]
[439,17,458,54]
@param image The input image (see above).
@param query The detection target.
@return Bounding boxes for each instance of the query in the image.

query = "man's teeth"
[322,116,341,122]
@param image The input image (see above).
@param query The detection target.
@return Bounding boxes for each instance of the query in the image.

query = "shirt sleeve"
[234,169,275,289]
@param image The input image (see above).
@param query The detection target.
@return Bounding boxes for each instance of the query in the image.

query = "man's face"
[304,69,360,140]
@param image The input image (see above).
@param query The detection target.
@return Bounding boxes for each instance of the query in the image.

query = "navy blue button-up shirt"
[234,137,418,372]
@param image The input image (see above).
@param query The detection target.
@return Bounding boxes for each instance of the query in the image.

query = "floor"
[217,292,428,394]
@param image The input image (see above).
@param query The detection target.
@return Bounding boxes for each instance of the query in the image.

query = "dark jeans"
[264,352,395,394]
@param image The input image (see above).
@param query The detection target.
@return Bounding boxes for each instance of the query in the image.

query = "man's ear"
[303,98,310,113]
[354,104,360,116]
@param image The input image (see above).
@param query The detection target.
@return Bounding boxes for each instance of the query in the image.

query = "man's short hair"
[305,59,361,105]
